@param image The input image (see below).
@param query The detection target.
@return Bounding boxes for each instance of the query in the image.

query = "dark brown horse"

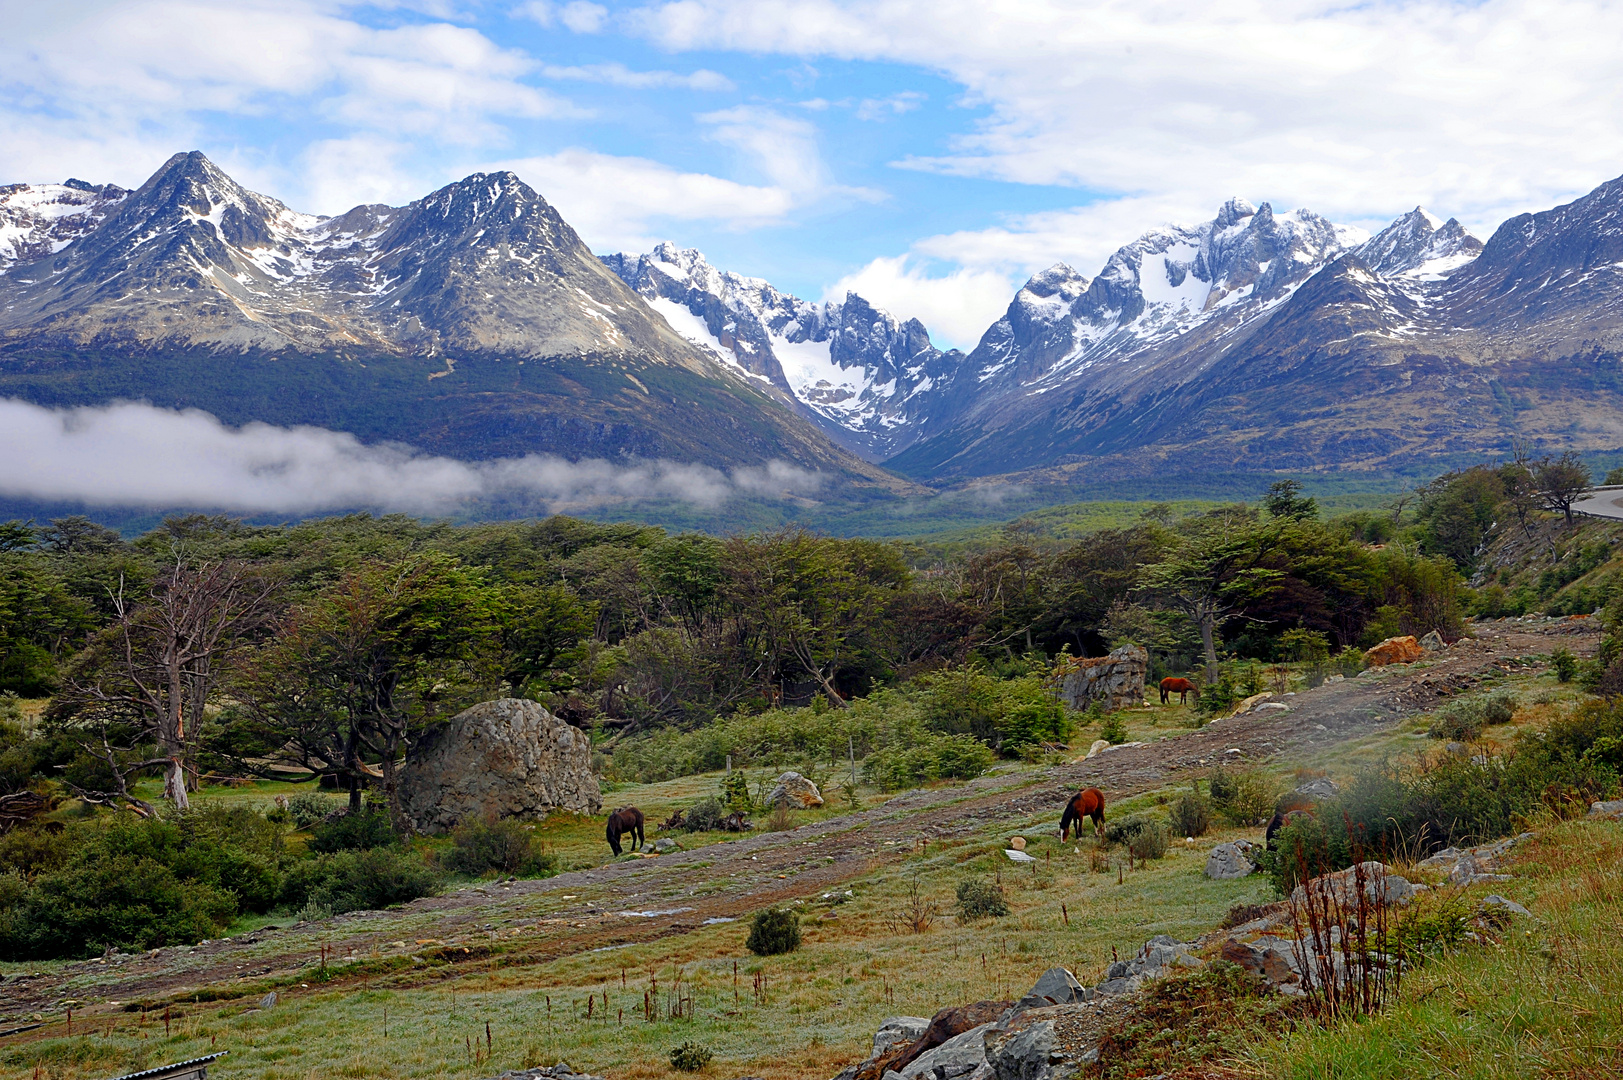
[1059,787,1106,840]
[606,806,645,855]
[1159,677,1199,704]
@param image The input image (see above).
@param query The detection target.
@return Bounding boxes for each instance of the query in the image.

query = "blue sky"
[5,0,1623,348]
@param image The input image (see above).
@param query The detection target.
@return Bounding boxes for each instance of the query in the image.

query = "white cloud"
[855,91,925,122]
[0,399,823,516]
[628,0,1623,239]
[519,1,611,32]
[697,104,884,202]
[0,0,580,196]
[539,62,734,91]
[824,255,1015,351]
[486,147,797,250]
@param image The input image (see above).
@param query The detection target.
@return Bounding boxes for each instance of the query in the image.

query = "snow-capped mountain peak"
[603,244,960,460]
[1356,206,1483,279]
[0,178,127,274]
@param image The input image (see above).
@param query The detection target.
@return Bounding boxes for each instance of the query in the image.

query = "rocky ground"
[0,618,1597,1044]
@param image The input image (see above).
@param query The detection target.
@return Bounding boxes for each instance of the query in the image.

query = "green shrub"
[669,1042,714,1072]
[1428,689,1518,741]
[441,818,556,878]
[683,797,725,832]
[1101,814,1171,858]
[279,847,441,916]
[1552,647,1578,682]
[1209,767,1280,826]
[307,807,397,853]
[865,733,994,790]
[718,772,752,814]
[1127,819,1170,861]
[1098,713,1128,744]
[1168,793,1211,838]
[0,818,252,958]
[745,907,801,956]
[954,878,1009,921]
[286,790,342,829]
[1259,813,1336,895]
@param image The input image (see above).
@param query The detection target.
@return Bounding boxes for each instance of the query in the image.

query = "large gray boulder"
[398,698,601,833]
[1204,841,1259,879]
[1057,645,1148,712]
[768,771,825,808]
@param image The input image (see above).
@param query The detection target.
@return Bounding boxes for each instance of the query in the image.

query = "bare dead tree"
[56,557,278,810]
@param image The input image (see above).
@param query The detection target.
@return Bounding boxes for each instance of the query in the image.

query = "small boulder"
[1481,894,1532,918]
[1419,629,1446,651]
[1004,849,1037,863]
[1292,777,1339,801]
[1084,739,1111,760]
[653,837,679,853]
[767,771,825,809]
[1016,968,1088,1009]
[1205,841,1259,880]
[1009,836,1027,851]
[1589,799,1623,820]
[872,1017,932,1058]
[1365,635,1424,666]
[1292,861,1414,907]
[258,991,277,1010]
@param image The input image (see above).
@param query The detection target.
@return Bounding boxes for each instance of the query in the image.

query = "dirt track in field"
[0,618,1596,1034]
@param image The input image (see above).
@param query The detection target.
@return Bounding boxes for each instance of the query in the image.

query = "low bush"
[1209,766,1281,827]
[1552,647,1578,682]
[441,818,556,878]
[669,1042,713,1072]
[279,846,441,916]
[285,790,343,829]
[954,878,1009,921]
[864,733,994,790]
[745,907,800,956]
[307,806,397,853]
[1428,689,1518,741]
[1128,819,1170,861]
[1098,713,1128,744]
[1167,792,1211,838]
[683,797,726,832]
[0,816,272,959]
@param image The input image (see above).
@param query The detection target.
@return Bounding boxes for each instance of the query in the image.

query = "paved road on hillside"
[0,618,1599,1028]
[1573,485,1623,520]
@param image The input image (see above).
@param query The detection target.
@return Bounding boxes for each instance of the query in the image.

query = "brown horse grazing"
[1159,677,1199,705]
[606,806,645,855]
[1059,787,1106,840]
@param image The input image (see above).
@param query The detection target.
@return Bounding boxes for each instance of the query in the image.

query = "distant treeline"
[0,464,1599,822]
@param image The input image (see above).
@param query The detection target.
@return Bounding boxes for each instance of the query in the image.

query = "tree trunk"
[1198,615,1219,683]
[163,756,191,809]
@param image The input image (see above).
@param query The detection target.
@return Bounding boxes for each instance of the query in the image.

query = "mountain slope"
[896,177,1623,482]
[602,244,964,460]
[0,153,905,487]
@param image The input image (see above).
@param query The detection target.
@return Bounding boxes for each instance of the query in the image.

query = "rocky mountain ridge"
[0,152,904,487]
[603,243,964,459]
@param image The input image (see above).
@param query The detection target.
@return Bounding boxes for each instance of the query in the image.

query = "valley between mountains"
[6,153,1623,501]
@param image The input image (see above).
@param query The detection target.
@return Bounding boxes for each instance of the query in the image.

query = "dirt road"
[0,618,1595,1026]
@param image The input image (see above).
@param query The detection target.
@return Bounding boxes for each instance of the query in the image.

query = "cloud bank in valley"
[0,399,824,517]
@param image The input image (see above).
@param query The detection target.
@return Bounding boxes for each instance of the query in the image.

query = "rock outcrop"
[1057,645,1148,712]
[767,771,825,808]
[1204,841,1261,880]
[398,698,601,833]
[1365,635,1424,666]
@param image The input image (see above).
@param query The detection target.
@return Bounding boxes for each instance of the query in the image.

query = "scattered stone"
[1589,800,1623,820]
[1481,894,1532,918]
[1010,968,1090,1013]
[1204,841,1260,880]
[258,992,277,1010]
[1083,740,1111,760]
[1291,861,1414,908]
[1445,741,1468,756]
[1420,629,1446,651]
[398,698,601,833]
[653,837,679,853]
[1366,635,1424,666]
[872,1017,932,1057]
[1094,935,1201,995]
[1254,701,1289,712]
[487,1064,605,1080]
[1005,849,1037,863]
[1417,833,1533,884]
[1009,836,1027,851]
[1057,645,1149,713]
[1292,777,1339,801]
[767,771,825,809]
